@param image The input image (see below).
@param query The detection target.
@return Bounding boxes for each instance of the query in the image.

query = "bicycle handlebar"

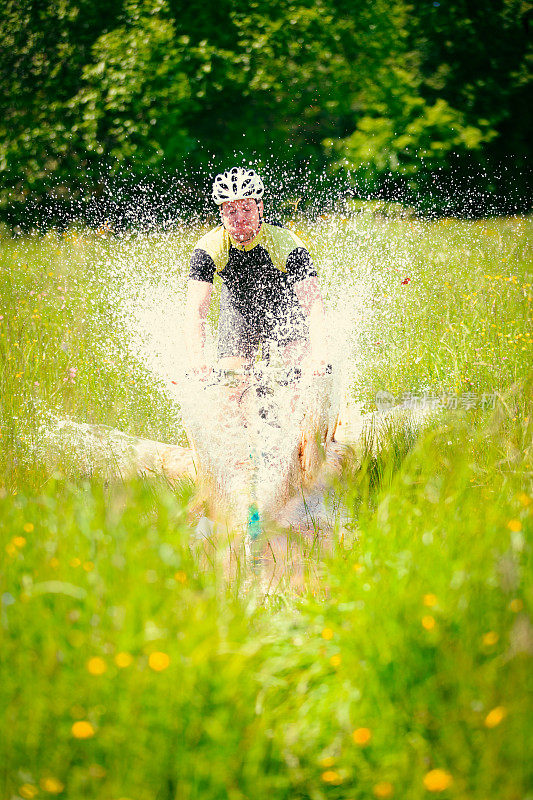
[204,363,332,388]
[184,363,332,390]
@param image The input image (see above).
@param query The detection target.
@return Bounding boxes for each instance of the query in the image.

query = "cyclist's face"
[221,199,263,243]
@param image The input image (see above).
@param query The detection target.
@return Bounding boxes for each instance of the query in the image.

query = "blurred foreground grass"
[0,214,532,798]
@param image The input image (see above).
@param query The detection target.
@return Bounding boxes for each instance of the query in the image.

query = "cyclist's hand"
[190,364,212,382]
[308,360,332,377]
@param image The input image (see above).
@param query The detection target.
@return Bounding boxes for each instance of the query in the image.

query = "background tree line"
[0,0,531,227]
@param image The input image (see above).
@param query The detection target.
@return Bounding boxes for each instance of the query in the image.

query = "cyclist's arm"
[183,279,213,371]
[185,247,217,371]
[293,276,329,366]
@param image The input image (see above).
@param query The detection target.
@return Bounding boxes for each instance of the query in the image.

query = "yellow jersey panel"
[192,223,307,275]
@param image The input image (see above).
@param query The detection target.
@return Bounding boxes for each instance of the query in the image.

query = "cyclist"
[183,167,328,375]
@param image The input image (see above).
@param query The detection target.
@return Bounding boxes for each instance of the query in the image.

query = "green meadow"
[0,213,532,799]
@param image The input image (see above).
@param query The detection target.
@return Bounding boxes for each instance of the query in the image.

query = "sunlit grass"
[0,229,186,491]
[0,213,531,798]
[302,214,532,402]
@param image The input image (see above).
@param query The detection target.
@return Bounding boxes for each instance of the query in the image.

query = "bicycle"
[188,363,332,570]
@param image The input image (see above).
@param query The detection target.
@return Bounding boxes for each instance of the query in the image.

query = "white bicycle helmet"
[212,167,265,205]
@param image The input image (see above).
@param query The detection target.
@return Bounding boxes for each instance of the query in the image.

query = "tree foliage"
[0,0,530,224]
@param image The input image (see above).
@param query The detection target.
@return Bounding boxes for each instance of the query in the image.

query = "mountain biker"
[183,167,328,377]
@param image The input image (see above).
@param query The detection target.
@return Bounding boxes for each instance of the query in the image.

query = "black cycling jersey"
[189,222,317,326]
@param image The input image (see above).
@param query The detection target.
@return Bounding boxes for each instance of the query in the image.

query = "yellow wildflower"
[319,756,335,768]
[87,657,107,675]
[19,785,39,799]
[40,777,64,794]
[423,769,453,792]
[352,727,372,746]
[509,598,523,612]
[71,720,95,739]
[482,631,499,646]
[175,570,187,583]
[422,615,436,631]
[321,627,334,640]
[507,519,522,532]
[115,652,133,668]
[13,536,26,547]
[149,651,170,671]
[485,706,507,728]
[423,594,437,607]
[23,522,34,533]
[330,654,342,668]
[373,781,394,798]
[322,770,342,784]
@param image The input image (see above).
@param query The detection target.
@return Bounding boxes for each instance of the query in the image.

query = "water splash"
[17,167,525,527]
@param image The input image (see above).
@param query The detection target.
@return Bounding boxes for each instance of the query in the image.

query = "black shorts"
[217,285,309,360]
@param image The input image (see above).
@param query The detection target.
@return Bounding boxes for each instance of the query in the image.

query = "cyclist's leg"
[216,288,259,477]
[274,323,329,485]
[217,292,265,543]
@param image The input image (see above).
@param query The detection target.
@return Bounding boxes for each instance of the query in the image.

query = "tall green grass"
[0,229,186,491]
[1,215,531,798]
